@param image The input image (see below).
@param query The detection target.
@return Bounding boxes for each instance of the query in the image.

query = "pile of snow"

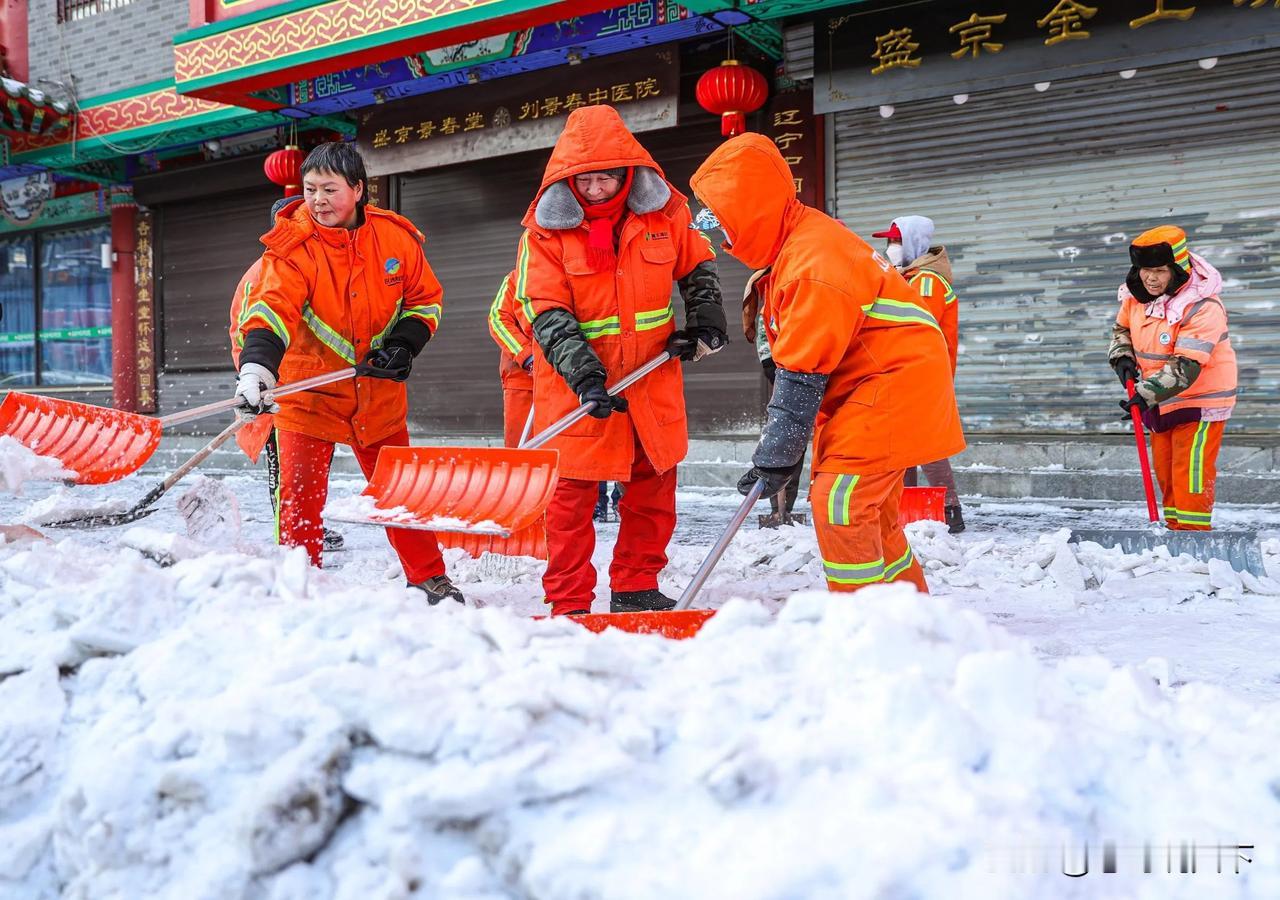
[2,528,1277,898]
[0,437,74,495]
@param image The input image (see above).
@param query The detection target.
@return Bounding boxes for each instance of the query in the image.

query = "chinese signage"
[765,85,824,210]
[357,48,678,176]
[135,212,157,413]
[816,0,1280,112]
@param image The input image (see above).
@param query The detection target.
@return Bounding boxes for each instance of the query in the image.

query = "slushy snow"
[0,476,1277,899]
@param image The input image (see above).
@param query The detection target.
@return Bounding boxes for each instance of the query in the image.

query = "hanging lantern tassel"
[695,60,769,138]
[264,145,305,197]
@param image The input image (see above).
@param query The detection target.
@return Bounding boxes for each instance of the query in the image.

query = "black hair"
[301,142,368,208]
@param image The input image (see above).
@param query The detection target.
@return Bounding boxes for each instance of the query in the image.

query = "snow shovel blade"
[1068,528,1266,577]
[330,445,559,537]
[435,517,548,559]
[0,392,162,484]
[568,609,716,640]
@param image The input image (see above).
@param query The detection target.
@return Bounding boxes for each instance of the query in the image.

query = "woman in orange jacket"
[1109,225,1237,531]
[517,105,727,616]
[232,142,462,604]
[691,135,964,594]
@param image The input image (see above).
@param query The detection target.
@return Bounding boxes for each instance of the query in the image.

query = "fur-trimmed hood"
[522,105,683,233]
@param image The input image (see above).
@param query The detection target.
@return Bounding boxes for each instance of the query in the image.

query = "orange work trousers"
[503,387,534,448]
[542,431,676,616]
[273,426,446,582]
[1150,419,1224,531]
[810,470,929,594]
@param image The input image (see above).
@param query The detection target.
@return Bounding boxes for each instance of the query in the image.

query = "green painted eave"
[743,0,875,20]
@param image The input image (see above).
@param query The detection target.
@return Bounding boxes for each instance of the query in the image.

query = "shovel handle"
[1126,379,1160,523]
[675,479,766,611]
[158,418,246,492]
[158,368,357,429]
[522,352,673,450]
[518,403,536,447]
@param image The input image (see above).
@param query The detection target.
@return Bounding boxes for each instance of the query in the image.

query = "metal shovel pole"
[1125,379,1161,523]
[158,368,357,428]
[521,352,673,450]
[518,404,537,447]
[675,479,766,611]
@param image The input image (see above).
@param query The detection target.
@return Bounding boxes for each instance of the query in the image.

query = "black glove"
[737,462,802,500]
[358,341,414,381]
[576,377,629,419]
[1118,394,1150,419]
[1112,356,1140,389]
[522,355,534,372]
[665,326,727,362]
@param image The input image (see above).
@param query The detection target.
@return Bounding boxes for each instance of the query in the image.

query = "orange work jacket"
[235,200,443,448]
[691,134,964,475]
[517,105,714,482]
[488,270,533,392]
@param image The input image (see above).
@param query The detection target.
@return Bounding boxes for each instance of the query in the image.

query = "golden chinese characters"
[1037,0,1098,45]
[1130,0,1196,28]
[871,27,923,75]
[949,13,1008,58]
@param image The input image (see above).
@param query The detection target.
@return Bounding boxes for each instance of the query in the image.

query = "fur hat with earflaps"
[1126,225,1192,302]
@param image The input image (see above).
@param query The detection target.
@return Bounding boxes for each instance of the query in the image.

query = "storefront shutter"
[157,184,281,372]
[832,49,1280,434]
[396,119,754,437]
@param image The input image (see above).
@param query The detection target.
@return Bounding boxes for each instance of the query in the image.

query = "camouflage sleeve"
[1107,322,1135,365]
[677,259,727,333]
[531,307,606,394]
[1135,356,1203,405]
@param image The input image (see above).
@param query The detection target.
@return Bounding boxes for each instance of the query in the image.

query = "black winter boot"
[409,575,466,606]
[322,528,345,551]
[610,589,676,613]
[945,505,966,535]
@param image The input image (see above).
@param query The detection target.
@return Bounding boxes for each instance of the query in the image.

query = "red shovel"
[1125,378,1161,523]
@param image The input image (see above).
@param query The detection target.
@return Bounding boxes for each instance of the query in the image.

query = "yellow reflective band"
[1189,421,1210,495]
[823,557,885,585]
[884,547,915,582]
[635,302,674,331]
[580,316,622,339]
[515,233,537,323]
[402,302,441,329]
[236,280,255,329]
[488,281,522,354]
[302,305,356,364]
[914,276,934,298]
[243,301,291,348]
[861,297,943,333]
[370,300,403,351]
[827,474,860,526]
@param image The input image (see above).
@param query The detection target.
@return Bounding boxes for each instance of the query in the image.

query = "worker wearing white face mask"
[872,215,966,534]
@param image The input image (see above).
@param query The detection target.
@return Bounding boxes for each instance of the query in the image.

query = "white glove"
[234,362,279,418]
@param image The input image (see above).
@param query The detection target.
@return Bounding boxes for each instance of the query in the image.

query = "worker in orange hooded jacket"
[517,105,727,616]
[487,269,535,447]
[233,142,462,605]
[691,135,965,594]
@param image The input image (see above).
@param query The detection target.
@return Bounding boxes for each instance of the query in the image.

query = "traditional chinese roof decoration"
[0,77,74,137]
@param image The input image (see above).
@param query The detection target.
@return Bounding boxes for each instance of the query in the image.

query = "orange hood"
[690,133,802,270]
[522,105,675,230]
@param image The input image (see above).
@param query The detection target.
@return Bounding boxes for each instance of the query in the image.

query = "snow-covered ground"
[2,453,1279,899]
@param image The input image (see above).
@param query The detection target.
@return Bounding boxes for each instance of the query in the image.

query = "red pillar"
[110,201,138,412]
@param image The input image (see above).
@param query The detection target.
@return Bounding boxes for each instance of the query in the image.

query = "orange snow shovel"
[434,407,549,559]
[0,368,355,484]
[567,479,767,639]
[330,352,675,537]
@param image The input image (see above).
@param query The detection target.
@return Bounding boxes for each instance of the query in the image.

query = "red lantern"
[264,145,305,197]
[695,60,769,138]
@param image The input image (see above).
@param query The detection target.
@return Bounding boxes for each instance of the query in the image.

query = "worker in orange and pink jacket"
[1109,225,1237,531]
[873,215,965,534]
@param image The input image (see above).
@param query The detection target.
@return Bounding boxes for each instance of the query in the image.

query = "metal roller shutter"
[158,184,281,372]
[832,49,1280,435]
[397,119,755,437]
